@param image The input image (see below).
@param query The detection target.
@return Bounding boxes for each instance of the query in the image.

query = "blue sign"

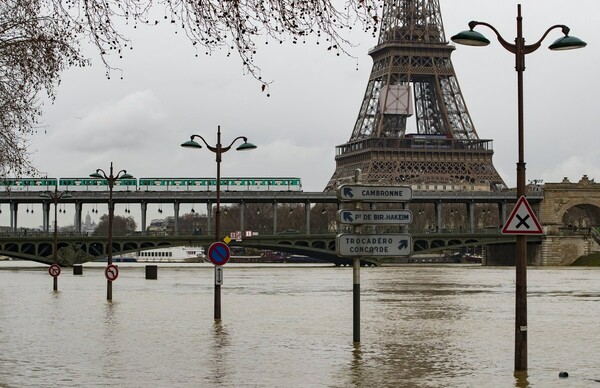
[208,242,231,266]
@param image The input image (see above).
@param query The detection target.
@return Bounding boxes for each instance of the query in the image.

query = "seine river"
[1,262,599,387]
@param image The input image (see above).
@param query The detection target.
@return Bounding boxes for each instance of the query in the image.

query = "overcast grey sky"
[13,0,600,228]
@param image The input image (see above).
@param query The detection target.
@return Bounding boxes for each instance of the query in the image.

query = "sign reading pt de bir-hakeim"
[337,209,413,225]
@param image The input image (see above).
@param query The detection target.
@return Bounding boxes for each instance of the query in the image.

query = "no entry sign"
[208,242,231,266]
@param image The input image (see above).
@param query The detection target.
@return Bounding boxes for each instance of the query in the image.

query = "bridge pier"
[467,201,475,233]
[305,201,311,234]
[207,202,213,237]
[272,202,277,234]
[141,202,148,232]
[173,202,180,234]
[10,202,18,232]
[75,202,83,234]
[42,202,50,232]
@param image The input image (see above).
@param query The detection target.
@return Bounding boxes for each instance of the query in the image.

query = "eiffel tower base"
[325,138,505,191]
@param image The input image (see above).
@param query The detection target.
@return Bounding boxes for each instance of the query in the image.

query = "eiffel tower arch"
[325,0,506,192]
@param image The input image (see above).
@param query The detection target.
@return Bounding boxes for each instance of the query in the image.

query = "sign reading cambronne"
[337,234,412,257]
[337,185,412,202]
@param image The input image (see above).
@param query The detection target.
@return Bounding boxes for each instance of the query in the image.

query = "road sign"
[208,242,231,266]
[48,264,61,278]
[105,264,119,281]
[337,209,413,225]
[215,266,223,285]
[502,196,543,235]
[337,233,412,257]
[337,185,412,202]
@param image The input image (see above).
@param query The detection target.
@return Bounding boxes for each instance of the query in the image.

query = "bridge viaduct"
[0,175,598,265]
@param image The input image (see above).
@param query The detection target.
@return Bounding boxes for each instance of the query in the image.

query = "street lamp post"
[451,4,586,372]
[41,188,72,291]
[90,162,133,301]
[181,125,257,320]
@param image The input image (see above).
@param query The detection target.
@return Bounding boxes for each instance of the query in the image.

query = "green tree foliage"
[93,214,137,236]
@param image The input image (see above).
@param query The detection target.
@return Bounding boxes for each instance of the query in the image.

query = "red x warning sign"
[501,196,543,235]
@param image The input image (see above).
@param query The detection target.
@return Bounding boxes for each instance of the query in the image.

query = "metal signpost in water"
[40,188,72,292]
[337,172,413,343]
[452,4,585,372]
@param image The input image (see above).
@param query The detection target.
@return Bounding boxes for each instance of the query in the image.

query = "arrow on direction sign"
[398,240,409,250]
[342,211,354,222]
[342,187,354,198]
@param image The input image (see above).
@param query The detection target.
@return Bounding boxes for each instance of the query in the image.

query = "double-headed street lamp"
[451,4,586,372]
[90,162,133,301]
[40,188,72,291]
[181,125,257,320]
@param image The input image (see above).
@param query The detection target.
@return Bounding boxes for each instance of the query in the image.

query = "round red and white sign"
[105,264,119,281]
[48,264,61,278]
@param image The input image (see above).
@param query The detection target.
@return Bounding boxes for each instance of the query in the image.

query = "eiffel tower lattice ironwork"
[325,0,506,192]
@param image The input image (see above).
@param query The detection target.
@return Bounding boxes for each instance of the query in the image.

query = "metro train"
[0,177,303,192]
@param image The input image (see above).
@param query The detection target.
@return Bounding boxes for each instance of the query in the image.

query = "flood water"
[1,262,599,387]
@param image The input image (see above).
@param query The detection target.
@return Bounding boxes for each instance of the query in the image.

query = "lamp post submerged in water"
[451,4,586,372]
[90,162,134,301]
[181,125,257,320]
[40,188,72,291]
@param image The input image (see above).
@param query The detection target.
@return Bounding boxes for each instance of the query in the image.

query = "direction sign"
[48,264,61,278]
[337,185,412,202]
[337,209,413,225]
[336,233,412,257]
[208,242,231,266]
[501,196,543,235]
[105,264,119,281]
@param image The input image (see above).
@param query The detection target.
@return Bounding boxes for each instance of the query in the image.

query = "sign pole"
[336,176,414,344]
[353,256,360,343]
[352,169,362,343]
[215,265,223,318]
[207,241,231,320]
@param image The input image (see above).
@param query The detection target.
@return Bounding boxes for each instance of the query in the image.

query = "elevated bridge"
[1,189,540,235]
[2,175,600,265]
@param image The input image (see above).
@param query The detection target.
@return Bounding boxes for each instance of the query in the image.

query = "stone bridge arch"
[560,203,600,229]
[536,175,600,265]
[539,175,600,233]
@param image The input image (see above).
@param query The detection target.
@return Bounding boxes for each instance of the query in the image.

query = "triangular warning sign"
[501,196,543,235]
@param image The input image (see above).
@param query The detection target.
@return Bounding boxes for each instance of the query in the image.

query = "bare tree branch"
[0,0,87,177]
[51,0,381,89]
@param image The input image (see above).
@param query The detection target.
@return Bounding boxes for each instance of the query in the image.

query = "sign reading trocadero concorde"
[336,234,413,257]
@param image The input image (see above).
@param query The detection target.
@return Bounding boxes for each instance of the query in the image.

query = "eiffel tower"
[325,0,506,191]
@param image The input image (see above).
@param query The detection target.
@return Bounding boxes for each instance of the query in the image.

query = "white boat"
[136,246,206,263]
